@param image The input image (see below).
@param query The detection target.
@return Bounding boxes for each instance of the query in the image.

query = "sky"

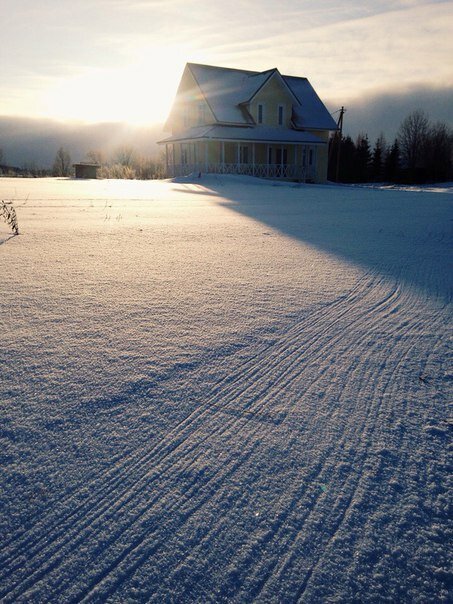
[1,0,453,140]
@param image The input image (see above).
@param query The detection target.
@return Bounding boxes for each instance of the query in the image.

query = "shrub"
[0,200,19,235]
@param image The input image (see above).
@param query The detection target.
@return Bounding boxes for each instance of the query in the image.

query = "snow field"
[0,176,452,602]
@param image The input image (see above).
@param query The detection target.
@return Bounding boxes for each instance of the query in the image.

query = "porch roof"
[158,125,326,146]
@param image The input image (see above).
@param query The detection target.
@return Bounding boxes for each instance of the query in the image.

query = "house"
[73,163,100,179]
[159,63,338,183]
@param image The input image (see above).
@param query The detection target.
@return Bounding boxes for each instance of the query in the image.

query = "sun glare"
[41,46,187,125]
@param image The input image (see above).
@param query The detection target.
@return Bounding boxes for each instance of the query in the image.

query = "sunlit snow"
[1,176,451,602]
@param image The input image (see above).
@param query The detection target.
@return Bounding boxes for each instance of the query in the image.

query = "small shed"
[74,163,100,179]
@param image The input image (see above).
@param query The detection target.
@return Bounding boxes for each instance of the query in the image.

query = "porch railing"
[169,163,315,181]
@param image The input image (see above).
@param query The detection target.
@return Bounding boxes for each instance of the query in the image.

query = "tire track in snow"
[1,274,381,599]
[140,280,438,596]
[212,280,418,601]
[251,287,446,602]
[0,273,406,600]
[0,274,375,577]
[1,271,449,602]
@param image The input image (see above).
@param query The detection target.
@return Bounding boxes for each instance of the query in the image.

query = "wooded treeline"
[328,110,453,184]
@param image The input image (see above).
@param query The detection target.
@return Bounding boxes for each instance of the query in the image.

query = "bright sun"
[42,47,186,125]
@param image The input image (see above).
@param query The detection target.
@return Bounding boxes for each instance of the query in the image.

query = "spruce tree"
[384,140,401,182]
[371,134,387,182]
[355,134,372,182]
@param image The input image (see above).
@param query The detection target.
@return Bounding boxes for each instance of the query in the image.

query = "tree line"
[51,146,165,179]
[328,110,453,184]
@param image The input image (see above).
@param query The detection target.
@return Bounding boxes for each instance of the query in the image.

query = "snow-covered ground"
[0,176,451,603]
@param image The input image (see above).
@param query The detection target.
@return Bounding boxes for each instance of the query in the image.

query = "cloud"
[1,0,452,126]
[0,116,165,168]
[209,2,453,101]
[326,84,453,143]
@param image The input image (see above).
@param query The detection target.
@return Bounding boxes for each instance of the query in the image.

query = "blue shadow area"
[173,178,453,304]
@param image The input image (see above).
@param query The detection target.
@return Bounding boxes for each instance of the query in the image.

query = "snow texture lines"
[0,177,451,603]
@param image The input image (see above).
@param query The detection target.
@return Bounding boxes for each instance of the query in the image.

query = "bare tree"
[113,146,136,167]
[52,147,71,176]
[86,149,104,165]
[424,121,453,182]
[397,110,429,175]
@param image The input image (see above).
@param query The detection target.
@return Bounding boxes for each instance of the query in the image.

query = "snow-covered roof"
[284,76,338,130]
[185,63,337,131]
[159,125,325,145]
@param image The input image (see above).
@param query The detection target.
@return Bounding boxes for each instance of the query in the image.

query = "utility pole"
[335,106,345,182]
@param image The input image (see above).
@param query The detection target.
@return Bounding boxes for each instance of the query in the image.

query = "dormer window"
[257,104,264,124]
[278,105,284,126]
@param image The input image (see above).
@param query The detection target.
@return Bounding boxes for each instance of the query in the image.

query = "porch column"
[252,143,255,176]
[266,144,269,177]
[165,144,169,176]
[204,141,208,172]
[313,146,317,181]
[281,145,284,178]
[221,141,225,172]
[294,145,297,180]
[172,143,176,177]
[237,143,240,172]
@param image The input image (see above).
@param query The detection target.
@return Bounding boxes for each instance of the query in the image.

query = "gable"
[188,64,255,125]
[248,71,297,127]
[164,65,216,133]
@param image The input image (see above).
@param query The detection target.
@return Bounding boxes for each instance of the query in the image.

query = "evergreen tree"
[355,134,372,182]
[384,139,401,182]
[338,136,356,182]
[371,134,387,182]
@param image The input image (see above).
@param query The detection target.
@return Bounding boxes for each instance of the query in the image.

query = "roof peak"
[187,63,308,81]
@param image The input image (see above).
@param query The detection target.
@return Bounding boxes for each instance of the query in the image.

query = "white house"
[159,63,338,182]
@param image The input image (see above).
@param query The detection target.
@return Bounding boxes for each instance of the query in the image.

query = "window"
[278,105,284,126]
[258,104,264,124]
[302,147,307,167]
[276,148,288,165]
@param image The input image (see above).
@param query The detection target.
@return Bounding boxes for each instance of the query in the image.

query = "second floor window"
[258,104,264,124]
[278,105,284,126]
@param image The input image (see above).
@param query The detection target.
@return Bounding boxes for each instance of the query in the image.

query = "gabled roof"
[184,63,337,131]
[284,76,338,130]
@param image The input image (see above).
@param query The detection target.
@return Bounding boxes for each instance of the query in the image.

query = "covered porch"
[163,140,320,181]
[159,128,327,182]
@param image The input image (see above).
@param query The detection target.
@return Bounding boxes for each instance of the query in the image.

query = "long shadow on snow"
[173,179,453,304]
